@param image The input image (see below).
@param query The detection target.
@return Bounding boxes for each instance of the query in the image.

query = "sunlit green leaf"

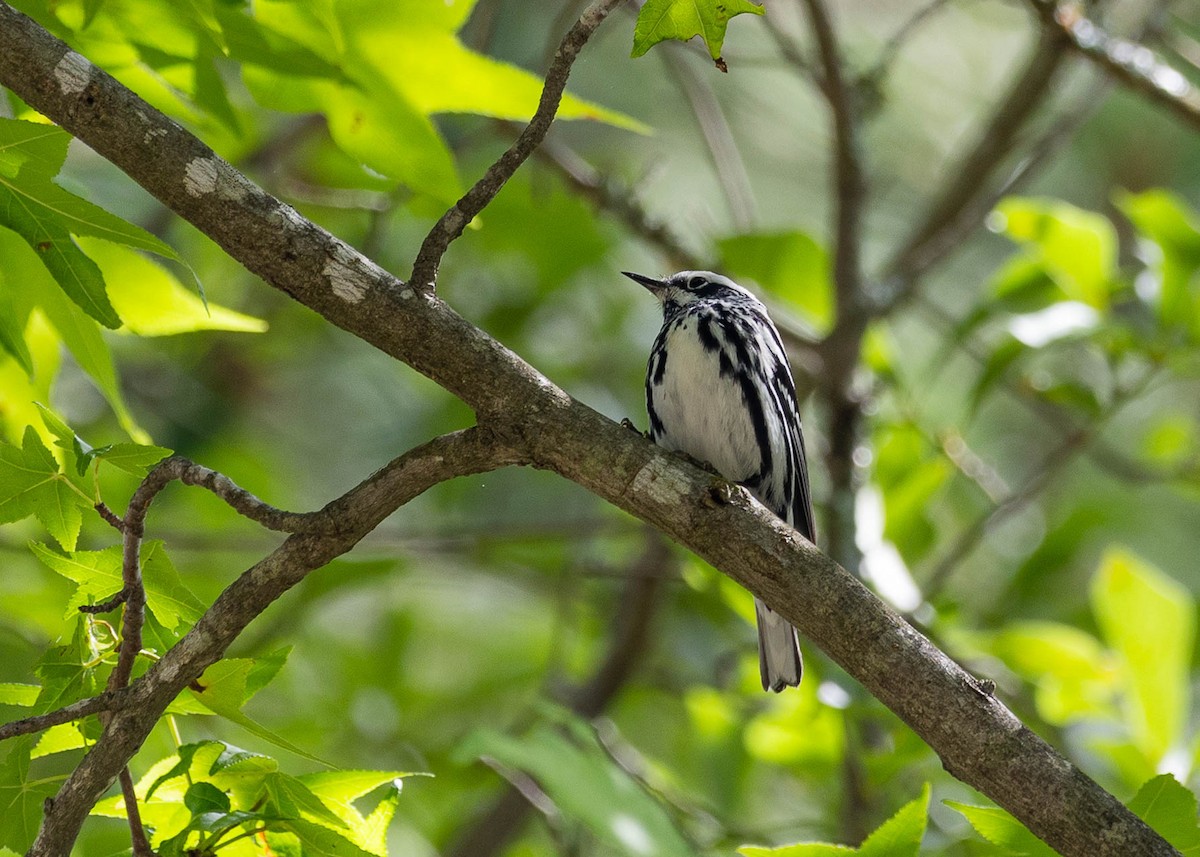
[30,540,204,628]
[33,619,107,716]
[988,621,1117,724]
[77,238,265,335]
[265,772,347,828]
[0,118,186,328]
[0,273,32,374]
[31,722,86,759]
[191,659,328,764]
[1117,189,1200,339]
[0,684,39,707]
[2,234,147,440]
[89,442,173,477]
[993,197,1117,309]
[1127,774,1200,853]
[945,801,1055,855]
[0,426,87,549]
[860,782,931,856]
[1092,548,1194,764]
[632,0,765,61]
[279,819,376,857]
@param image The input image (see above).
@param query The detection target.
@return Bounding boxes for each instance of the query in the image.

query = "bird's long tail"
[755,598,802,692]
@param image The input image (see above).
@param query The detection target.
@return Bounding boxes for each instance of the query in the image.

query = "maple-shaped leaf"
[632,0,764,65]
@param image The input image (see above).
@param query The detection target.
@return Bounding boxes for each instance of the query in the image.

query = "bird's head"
[622,270,756,316]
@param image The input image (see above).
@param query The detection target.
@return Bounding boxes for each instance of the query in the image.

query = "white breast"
[650,317,762,484]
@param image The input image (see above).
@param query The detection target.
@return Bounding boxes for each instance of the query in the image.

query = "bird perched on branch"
[624,270,816,692]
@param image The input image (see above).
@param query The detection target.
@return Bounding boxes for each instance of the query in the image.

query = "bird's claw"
[704,481,736,507]
[620,417,649,439]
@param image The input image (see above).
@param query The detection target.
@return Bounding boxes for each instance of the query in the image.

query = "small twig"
[79,590,129,614]
[1029,0,1200,130]
[408,0,626,290]
[119,767,153,857]
[0,690,126,742]
[762,11,814,79]
[531,135,700,271]
[106,456,318,694]
[802,0,866,342]
[94,502,124,531]
[98,455,319,855]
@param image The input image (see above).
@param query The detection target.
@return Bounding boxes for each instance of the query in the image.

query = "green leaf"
[30,540,203,628]
[945,801,1056,855]
[17,249,146,440]
[0,119,187,328]
[1127,774,1200,853]
[718,231,833,334]
[1117,189,1200,339]
[89,442,173,477]
[31,723,86,759]
[0,274,32,374]
[184,781,231,815]
[146,741,218,800]
[298,771,416,855]
[0,684,39,707]
[299,770,413,809]
[264,772,347,828]
[993,197,1117,309]
[1091,548,1195,764]
[0,425,86,549]
[632,0,765,61]
[280,819,376,857]
[0,737,58,852]
[459,719,693,857]
[191,659,328,764]
[76,238,266,336]
[860,783,930,856]
[33,619,107,716]
[245,647,292,700]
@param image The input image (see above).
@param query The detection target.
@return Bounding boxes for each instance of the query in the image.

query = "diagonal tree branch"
[408,0,627,290]
[0,6,1180,855]
[0,691,128,742]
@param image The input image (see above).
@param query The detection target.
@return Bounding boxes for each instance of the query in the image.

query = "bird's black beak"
[622,271,664,293]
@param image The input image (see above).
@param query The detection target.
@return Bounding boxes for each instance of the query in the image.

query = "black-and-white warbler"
[624,270,816,692]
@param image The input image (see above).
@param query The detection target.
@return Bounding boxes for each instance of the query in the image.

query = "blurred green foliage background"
[3,0,1200,854]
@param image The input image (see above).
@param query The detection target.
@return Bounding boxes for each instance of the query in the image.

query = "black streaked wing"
[756,308,817,543]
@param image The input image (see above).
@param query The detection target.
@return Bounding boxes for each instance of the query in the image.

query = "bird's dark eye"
[688,276,707,290]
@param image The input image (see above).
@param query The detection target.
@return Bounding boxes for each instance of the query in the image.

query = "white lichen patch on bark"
[184,157,219,197]
[182,156,250,201]
[629,456,690,506]
[54,51,91,95]
[324,243,370,303]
